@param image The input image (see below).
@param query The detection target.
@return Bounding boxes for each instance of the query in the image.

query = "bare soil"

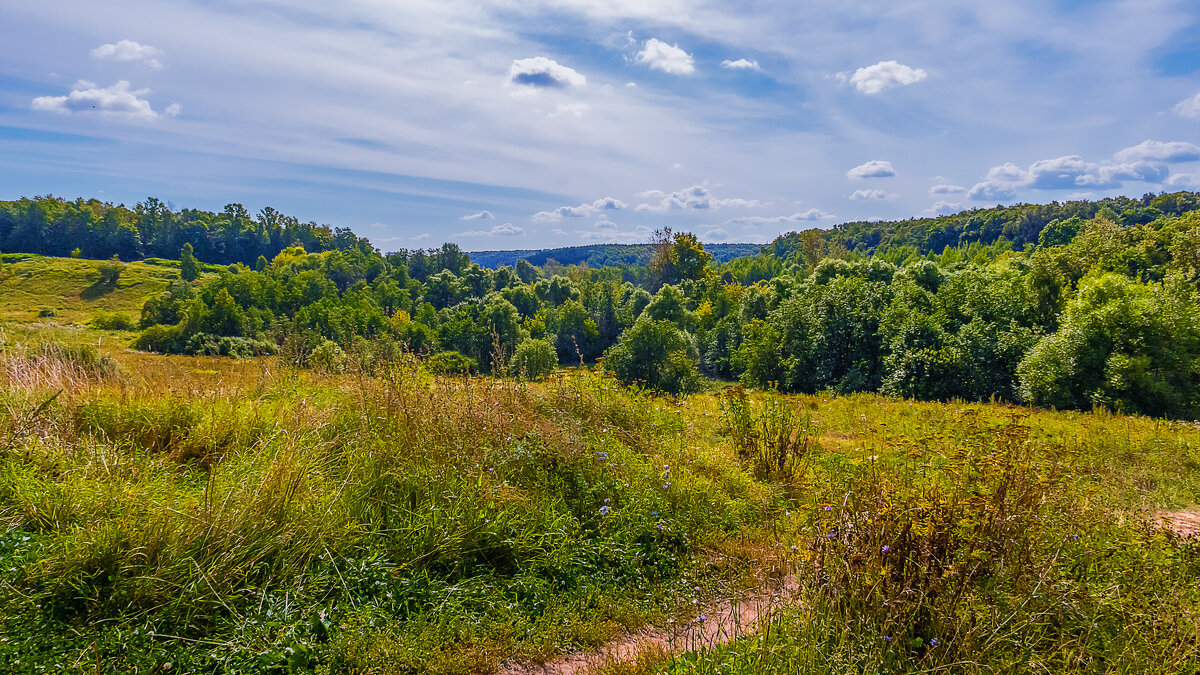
[498,576,800,675]
[1158,508,1200,539]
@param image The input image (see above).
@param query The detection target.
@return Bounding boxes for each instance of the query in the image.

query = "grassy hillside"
[0,254,179,325]
[0,335,1198,673]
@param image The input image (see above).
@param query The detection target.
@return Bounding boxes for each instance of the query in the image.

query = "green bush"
[91,311,136,331]
[603,317,702,395]
[510,338,557,380]
[428,350,477,375]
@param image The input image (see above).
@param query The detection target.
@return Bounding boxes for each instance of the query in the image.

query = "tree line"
[4,192,1200,419]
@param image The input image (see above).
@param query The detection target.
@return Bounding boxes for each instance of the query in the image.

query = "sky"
[2,0,1200,251]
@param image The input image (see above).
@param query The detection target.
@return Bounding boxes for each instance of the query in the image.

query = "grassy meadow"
[1,255,1199,674]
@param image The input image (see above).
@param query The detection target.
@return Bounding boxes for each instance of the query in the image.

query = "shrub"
[603,317,702,395]
[91,311,136,331]
[510,338,557,380]
[428,350,477,375]
[132,324,184,353]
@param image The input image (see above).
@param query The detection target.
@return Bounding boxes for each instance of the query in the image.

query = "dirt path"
[498,576,800,675]
[1158,508,1200,539]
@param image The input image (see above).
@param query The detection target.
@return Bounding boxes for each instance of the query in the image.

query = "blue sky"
[2,0,1199,251]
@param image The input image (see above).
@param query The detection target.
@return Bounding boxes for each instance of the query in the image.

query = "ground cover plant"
[1,332,1198,673]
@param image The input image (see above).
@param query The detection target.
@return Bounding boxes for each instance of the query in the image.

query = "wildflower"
[823,505,832,512]
[826,533,835,539]
[597,451,608,461]
[651,511,659,517]
[599,505,611,516]
[657,523,664,531]
[881,545,890,553]
[663,482,672,489]
[697,614,707,622]
[930,638,940,647]
[883,636,892,643]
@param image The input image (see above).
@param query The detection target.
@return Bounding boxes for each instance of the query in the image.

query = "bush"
[91,311,136,331]
[427,350,477,376]
[510,338,557,380]
[603,317,702,395]
[132,324,184,353]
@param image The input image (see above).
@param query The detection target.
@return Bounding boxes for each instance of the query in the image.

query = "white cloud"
[550,102,589,118]
[635,185,763,212]
[849,189,895,200]
[90,39,163,69]
[839,60,927,95]
[411,233,432,241]
[1113,140,1200,163]
[508,56,586,88]
[462,222,524,236]
[31,80,159,120]
[1167,173,1200,188]
[1174,92,1200,120]
[721,58,760,71]
[164,103,182,117]
[968,152,1172,199]
[532,197,627,221]
[925,201,963,216]
[636,38,694,75]
[703,228,732,241]
[594,220,618,230]
[726,210,833,226]
[460,210,494,221]
[846,160,895,180]
[929,184,966,195]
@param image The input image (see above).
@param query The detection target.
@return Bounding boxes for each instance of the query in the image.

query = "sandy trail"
[1158,508,1200,539]
[498,575,800,675]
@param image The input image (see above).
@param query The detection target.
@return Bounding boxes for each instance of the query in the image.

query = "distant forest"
[3,191,1200,419]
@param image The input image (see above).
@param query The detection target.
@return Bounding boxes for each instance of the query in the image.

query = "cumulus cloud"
[968,153,1172,200]
[636,38,694,75]
[838,60,927,94]
[703,228,732,242]
[1113,140,1200,163]
[846,160,895,180]
[90,39,163,69]
[721,58,760,71]
[574,223,652,243]
[725,210,833,226]
[849,189,896,200]
[925,201,963,216]
[460,210,495,221]
[164,103,182,117]
[532,197,627,222]
[1174,92,1200,120]
[930,184,966,195]
[635,185,762,212]
[550,103,589,118]
[31,80,159,120]
[462,223,524,236]
[1167,173,1200,188]
[508,57,586,88]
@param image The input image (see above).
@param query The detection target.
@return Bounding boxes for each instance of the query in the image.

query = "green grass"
[0,254,178,325]
[0,335,1198,674]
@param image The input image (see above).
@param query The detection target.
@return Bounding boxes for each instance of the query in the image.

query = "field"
[0,254,178,325]
[1,254,1199,673]
[1,333,1198,674]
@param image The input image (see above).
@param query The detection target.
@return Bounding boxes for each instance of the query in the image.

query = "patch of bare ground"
[1158,508,1200,539]
[497,575,801,675]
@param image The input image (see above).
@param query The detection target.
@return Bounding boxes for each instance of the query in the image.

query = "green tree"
[180,242,199,281]
[510,338,557,380]
[603,317,702,395]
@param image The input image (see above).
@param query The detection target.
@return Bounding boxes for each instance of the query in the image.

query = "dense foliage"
[6,192,1200,419]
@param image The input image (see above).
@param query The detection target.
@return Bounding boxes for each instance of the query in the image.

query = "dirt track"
[498,576,800,675]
